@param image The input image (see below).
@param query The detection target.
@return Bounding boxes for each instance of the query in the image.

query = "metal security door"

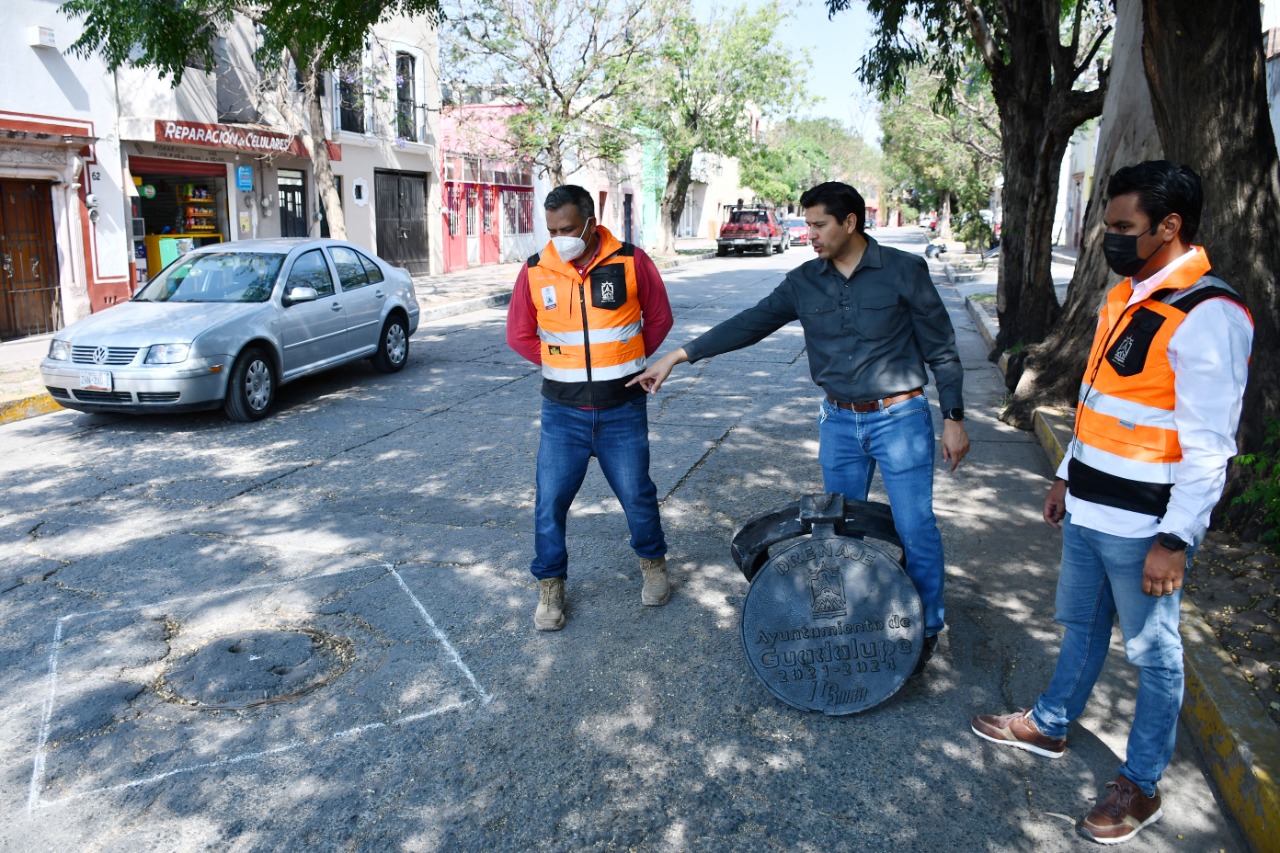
[0,180,60,340]
[443,182,467,272]
[479,185,500,265]
[374,171,429,275]
[278,170,308,237]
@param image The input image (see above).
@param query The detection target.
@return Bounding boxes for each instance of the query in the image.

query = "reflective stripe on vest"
[538,320,643,347]
[540,356,647,384]
[1070,249,1248,515]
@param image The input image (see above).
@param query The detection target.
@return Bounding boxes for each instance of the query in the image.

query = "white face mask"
[551,217,593,262]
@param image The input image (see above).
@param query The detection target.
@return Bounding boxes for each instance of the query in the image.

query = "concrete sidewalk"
[953,255,1279,853]
[0,245,715,426]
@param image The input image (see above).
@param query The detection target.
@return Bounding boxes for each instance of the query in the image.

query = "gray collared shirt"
[682,237,963,411]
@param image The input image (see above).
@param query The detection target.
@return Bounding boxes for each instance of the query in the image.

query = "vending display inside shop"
[129,168,228,279]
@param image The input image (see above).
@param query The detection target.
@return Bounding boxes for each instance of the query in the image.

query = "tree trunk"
[300,61,346,240]
[976,5,1107,375]
[1003,0,1160,428]
[1141,0,1280,534]
[657,152,694,255]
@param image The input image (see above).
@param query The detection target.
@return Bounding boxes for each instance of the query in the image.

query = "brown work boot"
[534,577,565,631]
[971,709,1066,758]
[1078,775,1162,844]
[639,556,670,606]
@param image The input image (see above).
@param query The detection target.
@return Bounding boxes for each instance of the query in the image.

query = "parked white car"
[41,238,420,421]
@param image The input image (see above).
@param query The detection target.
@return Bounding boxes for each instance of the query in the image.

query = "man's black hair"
[1106,160,1203,243]
[799,181,866,234]
[544,184,595,221]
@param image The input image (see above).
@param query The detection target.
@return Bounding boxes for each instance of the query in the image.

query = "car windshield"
[730,210,767,224]
[135,252,285,303]
[787,219,805,228]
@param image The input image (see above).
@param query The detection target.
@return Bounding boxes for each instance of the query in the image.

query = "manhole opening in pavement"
[158,627,355,710]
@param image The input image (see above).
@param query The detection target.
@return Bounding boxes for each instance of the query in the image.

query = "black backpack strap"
[527,252,542,268]
[1156,275,1247,314]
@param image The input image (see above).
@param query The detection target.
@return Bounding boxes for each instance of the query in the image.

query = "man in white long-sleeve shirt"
[971,161,1253,846]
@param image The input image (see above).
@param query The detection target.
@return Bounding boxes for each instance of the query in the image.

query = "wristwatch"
[1155,532,1187,551]
[943,407,964,422]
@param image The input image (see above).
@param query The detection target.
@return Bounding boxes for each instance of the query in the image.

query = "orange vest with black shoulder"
[1068,248,1251,516]
[527,226,646,408]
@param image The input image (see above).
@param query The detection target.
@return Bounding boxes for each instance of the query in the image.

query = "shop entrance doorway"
[0,180,61,340]
[278,170,308,237]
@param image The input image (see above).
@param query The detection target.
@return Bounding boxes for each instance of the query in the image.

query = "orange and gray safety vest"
[1068,248,1251,516]
[527,226,646,408]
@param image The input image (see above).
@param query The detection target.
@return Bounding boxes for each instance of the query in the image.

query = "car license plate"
[79,370,112,391]
[734,239,746,245]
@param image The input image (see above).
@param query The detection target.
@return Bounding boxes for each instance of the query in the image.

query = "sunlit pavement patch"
[28,561,489,810]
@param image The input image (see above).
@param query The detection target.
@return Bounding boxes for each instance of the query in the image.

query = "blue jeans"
[817,394,946,636]
[531,396,667,579]
[1030,515,1190,796]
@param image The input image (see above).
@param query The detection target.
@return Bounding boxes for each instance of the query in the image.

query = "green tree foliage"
[643,7,798,252]
[741,118,882,208]
[828,0,1111,362]
[879,65,999,245]
[442,0,671,187]
[60,0,442,239]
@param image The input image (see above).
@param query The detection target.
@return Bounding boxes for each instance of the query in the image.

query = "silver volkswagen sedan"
[41,238,420,421]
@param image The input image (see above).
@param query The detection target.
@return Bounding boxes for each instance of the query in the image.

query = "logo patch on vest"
[1112,336,1135,366]
[590,264,628,311]
[1105,307,1167,377]
[541,286,558,310]
[548,346,561,355]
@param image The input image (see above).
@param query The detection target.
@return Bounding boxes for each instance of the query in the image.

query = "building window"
[465,186,478,237]
[319,176,344,238]
[502,190,533,235]
[395,52,417,142]
[446,183,462,237]
[338,66,365,133]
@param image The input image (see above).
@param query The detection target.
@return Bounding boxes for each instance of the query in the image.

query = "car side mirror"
[283,285,319,306]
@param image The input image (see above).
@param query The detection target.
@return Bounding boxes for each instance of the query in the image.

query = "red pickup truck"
[716,206,788,257]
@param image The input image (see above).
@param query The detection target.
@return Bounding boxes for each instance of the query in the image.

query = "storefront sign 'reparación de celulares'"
[153,120,341,161]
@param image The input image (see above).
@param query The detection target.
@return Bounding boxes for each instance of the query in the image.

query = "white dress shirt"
[1057,247,1253,542]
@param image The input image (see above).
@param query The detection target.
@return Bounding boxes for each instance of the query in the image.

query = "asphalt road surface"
[0,229,1246,851]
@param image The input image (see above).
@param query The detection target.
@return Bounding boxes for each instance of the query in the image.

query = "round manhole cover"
[740,534,923,714]
[160,627,353,709]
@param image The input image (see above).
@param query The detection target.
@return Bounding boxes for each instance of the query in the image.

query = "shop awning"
[128,156,228,177]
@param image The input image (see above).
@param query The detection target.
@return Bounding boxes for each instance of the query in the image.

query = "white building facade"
[0,3,444,342]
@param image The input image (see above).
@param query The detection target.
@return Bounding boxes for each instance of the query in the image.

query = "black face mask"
[1102,229,1160,278]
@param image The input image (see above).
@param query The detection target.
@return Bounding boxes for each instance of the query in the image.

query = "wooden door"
[278,170,308,237]
[0,180,60,340]
[374,171,429,275]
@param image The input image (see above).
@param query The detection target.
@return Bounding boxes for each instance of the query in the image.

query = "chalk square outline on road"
[28,561,491,812]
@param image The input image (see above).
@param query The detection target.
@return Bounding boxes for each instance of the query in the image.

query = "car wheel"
[223,346,276,422]
[716,245,728,257]
[371,313,410,373]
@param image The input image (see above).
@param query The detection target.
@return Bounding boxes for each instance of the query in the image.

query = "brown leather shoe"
[970,709,1066,758]
[1078,775,1162,844]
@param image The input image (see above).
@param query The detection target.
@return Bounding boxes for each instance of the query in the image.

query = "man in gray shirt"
[629,181,969,674]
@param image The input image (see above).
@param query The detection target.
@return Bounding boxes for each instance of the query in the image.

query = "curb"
[0,393,61,426]
[1024,345,1280,853]
[963,295,1009,374]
